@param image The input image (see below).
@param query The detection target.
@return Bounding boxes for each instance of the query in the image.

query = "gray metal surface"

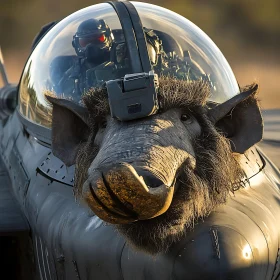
[0,156,29,233]
[1,110,280,279]
[38,151,75,186]
[258,109,280,169]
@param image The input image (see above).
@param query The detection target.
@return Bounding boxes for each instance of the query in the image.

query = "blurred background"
[0,0,279,108]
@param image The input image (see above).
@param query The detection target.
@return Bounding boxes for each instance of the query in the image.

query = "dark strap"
[121,1,151,73]
[108,1,142,73]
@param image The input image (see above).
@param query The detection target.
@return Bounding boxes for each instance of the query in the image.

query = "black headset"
[106,1,159,121]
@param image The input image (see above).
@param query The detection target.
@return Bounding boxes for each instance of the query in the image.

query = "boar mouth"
[82,163,178,224]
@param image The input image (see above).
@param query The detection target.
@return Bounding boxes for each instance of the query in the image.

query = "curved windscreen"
[18,2,240,128]
[133,1,239,103]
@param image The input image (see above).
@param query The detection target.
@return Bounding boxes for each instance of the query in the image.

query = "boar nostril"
[134,169,164,188]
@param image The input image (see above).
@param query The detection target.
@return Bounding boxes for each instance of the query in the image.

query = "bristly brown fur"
[158,76,211,111]
[74,132,98,198]
[239,82,260,108]
[82,87,109,120]
[81,77,211,119]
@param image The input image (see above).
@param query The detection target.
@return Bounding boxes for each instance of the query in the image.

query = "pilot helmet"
[72,18,114,63]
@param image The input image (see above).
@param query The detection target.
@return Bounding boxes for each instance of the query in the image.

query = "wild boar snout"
[89,110,198,185]
[80,110,199,224]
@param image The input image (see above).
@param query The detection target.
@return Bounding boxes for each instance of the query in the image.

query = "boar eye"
[181,114,191,122]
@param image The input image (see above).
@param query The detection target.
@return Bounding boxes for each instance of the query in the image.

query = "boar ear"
[208,84,263,153]
[46,96,90,166]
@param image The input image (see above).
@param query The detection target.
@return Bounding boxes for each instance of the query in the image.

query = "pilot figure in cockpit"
[50,18,115,99]
[70,18,115,95]
[51,18,165,99]
[72,18,114,67]
[50,18,215,100]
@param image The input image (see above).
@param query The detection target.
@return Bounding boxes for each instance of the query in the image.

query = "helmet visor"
[78,33,106,47]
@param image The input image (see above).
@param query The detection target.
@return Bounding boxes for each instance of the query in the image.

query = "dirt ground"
[1,51,280,109]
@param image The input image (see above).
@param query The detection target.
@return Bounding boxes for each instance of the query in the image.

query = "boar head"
[46,77,262,254]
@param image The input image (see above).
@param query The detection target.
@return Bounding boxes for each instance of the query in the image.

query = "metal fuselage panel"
[1,112,280,280]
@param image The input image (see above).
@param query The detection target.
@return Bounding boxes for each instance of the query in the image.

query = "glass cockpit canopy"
[19,1,240,128]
